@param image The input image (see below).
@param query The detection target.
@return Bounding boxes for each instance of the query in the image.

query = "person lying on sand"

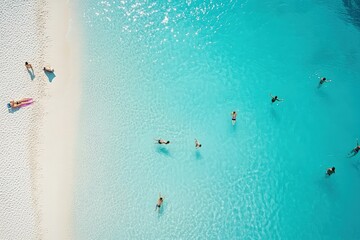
[9,98,33,108]
[43,66,54,72]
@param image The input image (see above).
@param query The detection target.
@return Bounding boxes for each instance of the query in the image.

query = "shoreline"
[36,0,81,239]
[0,0,81,239]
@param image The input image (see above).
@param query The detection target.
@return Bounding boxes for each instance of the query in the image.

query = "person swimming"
[319,77,331,85]
[155,193,164,212]
[270,94,283,103]
[156,139,170,145]
[195,139,202,149]
[231,111,237,125]
[348,139,360,157]
[326,167,335,176]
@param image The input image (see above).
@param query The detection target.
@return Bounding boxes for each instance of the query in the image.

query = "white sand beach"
[0,1,80,239]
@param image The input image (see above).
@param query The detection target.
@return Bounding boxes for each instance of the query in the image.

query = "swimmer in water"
[348,139,360,157]
[231,111,237,125]
[318,77,331,87]
[195,139,202,149]
[156,139,170,145]
[155,193,164,212]
[270,94,283,104]
[326,167,335,176]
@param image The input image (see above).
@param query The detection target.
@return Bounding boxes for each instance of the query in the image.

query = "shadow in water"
[315,87,332,102]
[44,70,56,82]
[316,176,336,198]
[156,146,171,157]
[195,150,202,160]
[351,160,360,172]
[270,107,280,121]
[157,202,166,218]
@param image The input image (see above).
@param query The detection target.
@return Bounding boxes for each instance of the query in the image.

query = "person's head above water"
[166,141,170,144]
[25,62,28,65]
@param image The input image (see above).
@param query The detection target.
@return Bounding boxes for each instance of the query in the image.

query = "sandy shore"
[0,0,80,239]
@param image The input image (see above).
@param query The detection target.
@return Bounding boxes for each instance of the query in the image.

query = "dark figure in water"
[318,77,331,87]
[326,167,336,176]
[195,139,202,149]
[270,94,283,103]
[155,193,164,212]
[348,139,360,157]
[156,139,170,145]
[231,111,237,125]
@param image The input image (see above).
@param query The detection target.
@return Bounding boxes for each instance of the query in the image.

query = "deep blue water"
[75,0,360,239]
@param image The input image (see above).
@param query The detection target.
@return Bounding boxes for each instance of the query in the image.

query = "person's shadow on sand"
[7,103,20,113]
[44,70,56,82]
[27,69,35,80]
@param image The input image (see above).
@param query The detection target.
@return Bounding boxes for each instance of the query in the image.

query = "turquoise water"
[75,0,360,239]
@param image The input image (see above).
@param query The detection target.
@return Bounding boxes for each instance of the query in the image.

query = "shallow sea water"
[75,0,360,239]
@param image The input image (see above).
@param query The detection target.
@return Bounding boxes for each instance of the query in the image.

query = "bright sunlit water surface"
[75,0,360,239]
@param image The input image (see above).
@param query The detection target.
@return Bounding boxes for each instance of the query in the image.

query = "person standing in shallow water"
[348,139,360,157]
[155,193,164,212]
[270,94,283,104]
[326,167,335,176]
[231,111,237,125]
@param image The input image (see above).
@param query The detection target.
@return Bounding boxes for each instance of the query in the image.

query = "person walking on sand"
[270,94,283,104]
[348,139,360,157]
[326,167,335,176]
[155,193,164,212]
[195,139,202,149]
[231,111,237,125]
[25,62,33,71]
[156,139,170,145]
